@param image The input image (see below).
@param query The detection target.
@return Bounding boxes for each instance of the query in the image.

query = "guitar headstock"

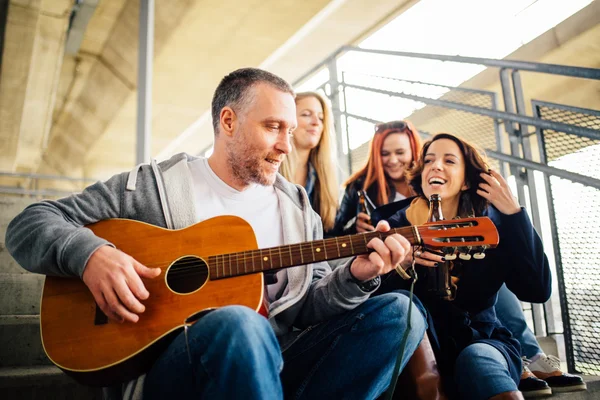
[416,217,499,260]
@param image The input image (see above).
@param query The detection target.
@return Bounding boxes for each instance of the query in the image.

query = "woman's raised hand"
[477,169,521,215]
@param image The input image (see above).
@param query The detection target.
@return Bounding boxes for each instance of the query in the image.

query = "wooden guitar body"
[39,214,499,386]
[41,216,264,386]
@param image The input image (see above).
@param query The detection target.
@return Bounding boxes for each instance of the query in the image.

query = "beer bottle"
[363,190,377,216]
[358,190,375,225]
[427,194,455,300]
[427,194,444,222]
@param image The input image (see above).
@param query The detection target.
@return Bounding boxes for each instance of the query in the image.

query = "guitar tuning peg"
[459,252,471,260]
[473,245,489,260]
[445,253,457,261]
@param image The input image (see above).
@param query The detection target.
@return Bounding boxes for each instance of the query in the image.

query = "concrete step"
[0,197,36,238]
[0,273,44,315]
[0,196,36,216]
[0,365,102,399]
[0,243,26,274]
[0,196,36,274]
[0,315,50,367]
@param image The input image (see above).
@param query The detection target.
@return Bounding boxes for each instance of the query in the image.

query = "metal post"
[136,0,154,165]
[512,70,546,335]
[533,103,573,371]
[512,71,543,229]
[327,57,349,180]
[341,72,352,175]
[0,0,9,77]
[499,69,527,204]
[491,93,508,178]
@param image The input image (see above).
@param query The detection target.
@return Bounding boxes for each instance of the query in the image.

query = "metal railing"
[0,171,96,198]
[295,45,600,375]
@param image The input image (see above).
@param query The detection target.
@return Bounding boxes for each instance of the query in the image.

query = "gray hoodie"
[6,153,376,398]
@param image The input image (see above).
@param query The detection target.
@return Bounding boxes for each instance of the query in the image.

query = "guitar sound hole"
[166,256,208,294]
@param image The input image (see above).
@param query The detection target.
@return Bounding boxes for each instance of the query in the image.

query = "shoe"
[527,354,587,393]
[519,363,552,398]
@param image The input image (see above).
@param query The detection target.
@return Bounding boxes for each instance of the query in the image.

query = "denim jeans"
[454,342,518,399]
[143,291,426,400]
[495,283,542,358]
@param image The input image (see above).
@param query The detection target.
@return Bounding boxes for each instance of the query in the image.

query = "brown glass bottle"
[427,194,455,300]
[358,190,374,225]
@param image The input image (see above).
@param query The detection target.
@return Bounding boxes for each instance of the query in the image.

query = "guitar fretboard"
[207,226,417,279]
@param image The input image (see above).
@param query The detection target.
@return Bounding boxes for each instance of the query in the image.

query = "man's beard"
[226,131,277,187]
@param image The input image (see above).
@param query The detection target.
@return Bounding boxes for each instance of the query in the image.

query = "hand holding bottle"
[356,212,375,233]
[356,190,377,233]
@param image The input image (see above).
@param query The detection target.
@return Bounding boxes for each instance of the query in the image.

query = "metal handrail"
[344,82,600,140]
[294,45,600,86]
[343,71,497,95]
[0,186,78,197]
[0,171,97,183]
[0,171,97,197]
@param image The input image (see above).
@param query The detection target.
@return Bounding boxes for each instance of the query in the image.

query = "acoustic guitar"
[40,215,498,386]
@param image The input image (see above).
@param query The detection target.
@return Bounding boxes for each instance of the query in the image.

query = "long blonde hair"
[280,91,339,231]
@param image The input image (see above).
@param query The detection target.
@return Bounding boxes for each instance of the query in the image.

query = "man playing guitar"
[7,68,426,400]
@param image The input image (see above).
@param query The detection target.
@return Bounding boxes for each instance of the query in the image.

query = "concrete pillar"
[0,0,72,173]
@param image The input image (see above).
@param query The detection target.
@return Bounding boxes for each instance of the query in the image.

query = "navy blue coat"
[379,202,552,392]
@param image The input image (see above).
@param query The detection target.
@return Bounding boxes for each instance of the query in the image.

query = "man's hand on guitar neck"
[82,245,161,323]
[350,220,411,281]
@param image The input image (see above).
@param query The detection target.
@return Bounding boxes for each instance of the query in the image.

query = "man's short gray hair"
[211,68,295,134]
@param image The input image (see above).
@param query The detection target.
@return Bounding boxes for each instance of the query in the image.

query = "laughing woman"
[380,133,552,400]
[280,91,339,232]
[331,120,422,236]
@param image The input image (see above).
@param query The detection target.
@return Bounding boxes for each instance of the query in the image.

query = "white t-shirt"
[188,158,287,301]
[393,191,407,202]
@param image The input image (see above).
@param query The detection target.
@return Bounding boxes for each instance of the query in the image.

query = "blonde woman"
[280,91,339,232]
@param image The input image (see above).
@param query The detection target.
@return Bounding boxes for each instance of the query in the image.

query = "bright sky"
[296,0,593,152]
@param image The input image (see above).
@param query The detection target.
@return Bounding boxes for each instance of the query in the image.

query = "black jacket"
[330,177,397,237]
[377,203,552,394]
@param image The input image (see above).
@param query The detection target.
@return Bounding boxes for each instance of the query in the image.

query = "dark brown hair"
[408,133,490,216]
[211,68,294,134]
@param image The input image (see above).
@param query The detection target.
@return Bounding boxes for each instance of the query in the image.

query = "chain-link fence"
[533,100,600,375]
[342,74,502,174]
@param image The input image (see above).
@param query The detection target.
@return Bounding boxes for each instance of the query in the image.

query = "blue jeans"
[454,343,518,399]
[144,291,426,400]
[495,283,542,358]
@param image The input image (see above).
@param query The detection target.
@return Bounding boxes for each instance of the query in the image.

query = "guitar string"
[154,248,488,278]
[134,224,486,278]
[143,232,483,272]
[118,222,477,274]
[139,231,394,268]
[161,241,486,280]
[145,242,375,277]
[143,230,398,279]
[139,229,411,271]
[145,236,485,276]
[143,235,486,278]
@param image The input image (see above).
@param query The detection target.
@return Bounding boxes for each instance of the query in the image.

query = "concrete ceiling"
[0,0,598,192]
[0,0,412,188]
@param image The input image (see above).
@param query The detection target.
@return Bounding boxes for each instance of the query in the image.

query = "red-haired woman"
[331,120,422,235]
